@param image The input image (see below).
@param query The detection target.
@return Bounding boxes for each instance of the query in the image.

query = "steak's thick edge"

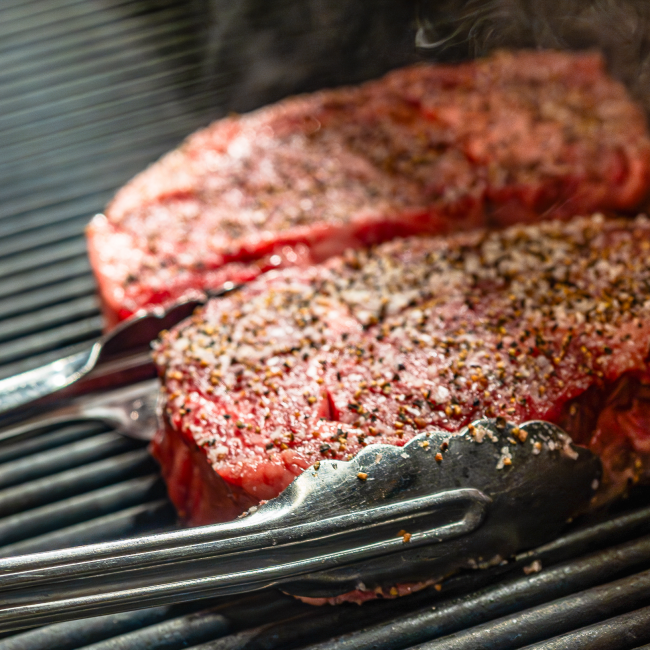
[151,214,650,529]
[88,49,650,326]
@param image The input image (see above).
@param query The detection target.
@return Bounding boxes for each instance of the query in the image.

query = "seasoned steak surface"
[89,50,650,326]
[152,214,650,527]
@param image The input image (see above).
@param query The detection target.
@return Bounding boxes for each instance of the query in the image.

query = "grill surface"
[1,1,650,648]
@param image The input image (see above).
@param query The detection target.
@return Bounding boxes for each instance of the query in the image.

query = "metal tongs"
[0,284,237,424]
[0,287,602,632]
[0,410,601,633]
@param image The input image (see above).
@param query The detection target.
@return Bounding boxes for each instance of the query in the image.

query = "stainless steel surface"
[0,380,161,444]
[0,419,599,632]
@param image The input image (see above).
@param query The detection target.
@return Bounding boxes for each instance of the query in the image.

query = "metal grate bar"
[0,0,117,33]
[0,432,138,490]
[0,257,92,301]
[189,602,397,650]
[0,239,88,279]
[305,533,650,650]
[0,59,205,136]
[416,570,650,650]
[0,91,215,177]
[0,315,103,369]
[0,499,176,556]
[0,605,174,650]
[77,610,230,650]
[0,74,212,150]
[0,116,208,209]
[0,20,197,97]
[0,194,111,238]
[0,10,195,85]
[0,218,92,262]
[0,1,180,51]
[0,140,190,219]
[73,593,311,650]
[0,475,164,547]
[0,296,98,345]
[517,605,650,650]
[0,423,104,464]
[0,449,154,518]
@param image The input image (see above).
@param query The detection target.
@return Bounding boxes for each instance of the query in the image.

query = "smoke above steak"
[88,50,650,327]
[151,215,650,529]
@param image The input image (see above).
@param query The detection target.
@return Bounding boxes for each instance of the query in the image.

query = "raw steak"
[151,214,650,535]
[88,50,650,327]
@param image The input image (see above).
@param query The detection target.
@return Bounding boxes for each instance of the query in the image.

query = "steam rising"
[417,0,650,115]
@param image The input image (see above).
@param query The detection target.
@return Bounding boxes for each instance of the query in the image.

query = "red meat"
[88,50,650,327]
[151,214,650,532]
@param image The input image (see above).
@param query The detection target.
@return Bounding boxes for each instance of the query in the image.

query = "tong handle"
[0,294,215,422]
[0,489,488,631]
[0,419,602,632]
[0,347,99,417]
[0,380,161,445]
[0,488,488,589]
[0,284,241,423]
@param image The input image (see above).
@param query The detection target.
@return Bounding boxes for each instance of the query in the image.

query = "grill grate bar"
[0,605,174,650]
[0,218,92,263]
[516,605,650,650]
[0,117,207,209]
[0,257,92,301]
[0,140,190,220]
[69,592,313,650]
[416,570,650,650]
[0,423,104,465]
[305,533,650,650]
[0,72,213,147]
[0,275,96,320]
[0,10,195,84]
[0,448,154,519]
[0,432,139,490]
[77,609,230,650]
[0,239,88,279]
[0,91,216,177]
[0,59,206,135]
[190,599,404,650]
[0,315,103,369]
[0,295,98,346]
[0,0,183,51]
[0,81,211,167]
[0,194,112,238]
[0,18,198,97]
[0,475,164,548]
[0,499,176,557]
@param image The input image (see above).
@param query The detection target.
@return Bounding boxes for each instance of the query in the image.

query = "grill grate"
[0,0,220,381]
[1,0,650,648]
[1,419,650,649]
